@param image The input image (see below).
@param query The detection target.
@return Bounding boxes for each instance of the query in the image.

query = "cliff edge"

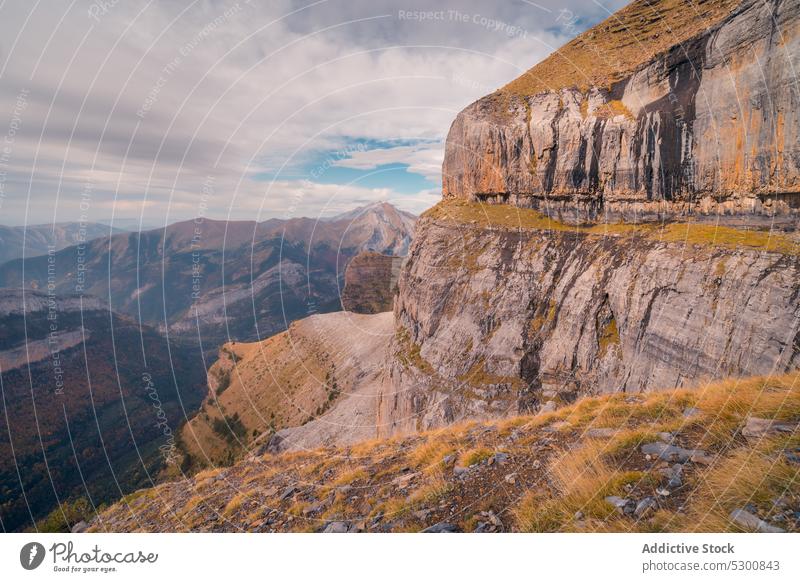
[443,0,800,225]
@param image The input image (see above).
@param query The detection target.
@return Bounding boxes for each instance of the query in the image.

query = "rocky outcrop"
[443,0,800,225]
[180,311,393,465]
[378,206,800,436]
[341,252,404,314]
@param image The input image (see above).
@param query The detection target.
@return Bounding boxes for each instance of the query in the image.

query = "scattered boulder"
[658,463,684,489]
[634,497,657,519]
[605,496,634,515]
[641,442,711,464]
[279,486,297,501]
[323,521,351,533]
[504,472,518,485]
[488,452,509,465]
[742,417,799,440]
[422,522,460,533]
[729,509,785,533]
[71,521,89,533]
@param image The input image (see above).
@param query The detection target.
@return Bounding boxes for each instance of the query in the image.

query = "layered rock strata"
[443,0,800,226]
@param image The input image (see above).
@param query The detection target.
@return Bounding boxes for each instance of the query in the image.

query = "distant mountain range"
[0,202,416,531]
[0,203,415,353]
[0,289,207,532]
[0,222,121,265]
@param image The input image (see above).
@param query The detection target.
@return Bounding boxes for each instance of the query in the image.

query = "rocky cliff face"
[341,251,404,314]
[443,0,800,225]
[378,202,800,436]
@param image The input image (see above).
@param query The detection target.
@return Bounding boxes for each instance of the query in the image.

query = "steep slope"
[0,204,415,350]
[91,371,799,533]
[180,311,393,467]
[379,200,800,436]
[0,222,118,265]
[0,290,207,532]
[341,252,404,314]
[443,0,800,224]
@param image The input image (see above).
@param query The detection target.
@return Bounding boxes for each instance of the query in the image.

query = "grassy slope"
[92,371,799,532]
[424,199,800,256]
[500,0,741,97]
[179,324,336,468]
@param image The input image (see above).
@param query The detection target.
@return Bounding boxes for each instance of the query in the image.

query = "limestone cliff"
[378,201,800,435]
[443,0,800,225]
[377,0,800,436]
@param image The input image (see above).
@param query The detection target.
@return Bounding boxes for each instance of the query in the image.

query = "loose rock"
[422,522,460,533]
[729,509,785,533]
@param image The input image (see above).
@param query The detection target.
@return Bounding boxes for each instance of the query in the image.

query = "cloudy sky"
[0,0,627,227]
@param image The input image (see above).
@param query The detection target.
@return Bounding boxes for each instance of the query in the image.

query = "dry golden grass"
[515,437,653,532]
[407,437,456,472]
[407,477,454,507]
[458,447,494,468]
[689,442,800,532]
[424,200,800,256]
[332,467,369,487]
[658,223,800,256]
[458,357,523,389]
[223,491,253,517]
[98,368,799,533]
[500,0,741,97]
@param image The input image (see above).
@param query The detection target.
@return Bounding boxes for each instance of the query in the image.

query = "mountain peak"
[326,201,415,223]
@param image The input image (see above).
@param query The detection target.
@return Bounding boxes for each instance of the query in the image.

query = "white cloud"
[0,0,628,225]
[333,143,444,182]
